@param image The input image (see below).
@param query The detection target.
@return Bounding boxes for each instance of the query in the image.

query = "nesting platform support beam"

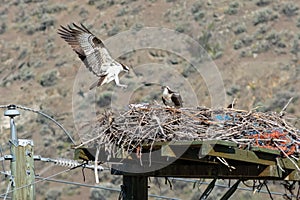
[74,140,300,199]
[74,140,300,180]
[122,175,148,200]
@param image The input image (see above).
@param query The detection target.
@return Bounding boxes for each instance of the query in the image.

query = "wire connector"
[34,156,104,171]
[54,158,83,168]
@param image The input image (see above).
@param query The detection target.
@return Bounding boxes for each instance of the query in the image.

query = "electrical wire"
[0,144,6,175]
[0,163,297,199]
[35,176,121,191]
[0,104,75,144]
[15,105,76,144]
[34,176,180,200]
[1,167,178,200]
[0,103,298,199]
[170,178,296,198]
[1,162,178,200]
[0,164,78,197]
[3,179,12,200]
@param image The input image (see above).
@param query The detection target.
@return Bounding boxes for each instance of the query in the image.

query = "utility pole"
[4,105,35,200]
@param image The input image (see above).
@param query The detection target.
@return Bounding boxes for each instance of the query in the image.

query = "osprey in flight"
[57,23,129,89]
[162,86,183,108]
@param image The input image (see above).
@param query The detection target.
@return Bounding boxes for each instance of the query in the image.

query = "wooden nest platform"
[80,105,300,158]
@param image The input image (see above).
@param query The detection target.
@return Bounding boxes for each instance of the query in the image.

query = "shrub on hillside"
[256,0,272,7]
[224,2,239,15]
[40,70,58,87]
[282,3,299,17]
[253,8,278,26]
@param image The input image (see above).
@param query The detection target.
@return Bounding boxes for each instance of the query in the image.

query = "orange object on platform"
[246,130,298,157]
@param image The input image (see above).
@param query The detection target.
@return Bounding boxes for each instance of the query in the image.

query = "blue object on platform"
[215,114,231,121]
[246,130,259,135]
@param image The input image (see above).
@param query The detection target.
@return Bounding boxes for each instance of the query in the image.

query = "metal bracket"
[0,155,13,161]
[220,179,241,200]
[9,139,18,147]
[18,139,34,147]
[199,178,217,199]
[33,156,104,171]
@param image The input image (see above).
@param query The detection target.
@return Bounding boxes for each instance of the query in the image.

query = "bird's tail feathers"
[89,75,107,90]
[89,80,98,90]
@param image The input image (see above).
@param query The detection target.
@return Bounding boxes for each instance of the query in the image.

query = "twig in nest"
[276,157,286,172]
[152,115,167,137]
[280,97,294,117]
[274,142,300,171]
[75,127,110,149]
[86,105,299,163]
[149,130,158,167]
[94,147,100,184]
[217,157,236,171]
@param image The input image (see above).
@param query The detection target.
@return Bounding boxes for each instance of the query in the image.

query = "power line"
[0,104,75,144]
[0,104,297,199]
[170,178,295,198]
[2,179,12,200]
[0,160,296,199]
[0,144,6,175]
[0,165,74,197]
[35,176,180,200]
[15,105,76,145]
[1,164,179,200]
[35,176,120,191]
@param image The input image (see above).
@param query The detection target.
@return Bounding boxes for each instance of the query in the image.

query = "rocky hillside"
[0,0,300,199]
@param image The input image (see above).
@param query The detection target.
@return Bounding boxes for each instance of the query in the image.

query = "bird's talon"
[118,84,128,89]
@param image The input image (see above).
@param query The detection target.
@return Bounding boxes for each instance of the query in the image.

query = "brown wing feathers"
[57,24,86,61]
[72,23,105,48]
[171,94,183,107]
[57,23,106,76]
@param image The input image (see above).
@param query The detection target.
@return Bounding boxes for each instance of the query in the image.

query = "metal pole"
[4,105,35,200]
[4,105,20,198]
[199,178,217,200]
[5,105,19,146]
[122,175,148,200]
[220,179,241,200]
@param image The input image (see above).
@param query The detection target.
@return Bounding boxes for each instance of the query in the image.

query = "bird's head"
[161,85,170,91]
[161,86,171,95]
[121,63,130,73]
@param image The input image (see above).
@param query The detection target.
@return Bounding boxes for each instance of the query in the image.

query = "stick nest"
[82,105,300,156]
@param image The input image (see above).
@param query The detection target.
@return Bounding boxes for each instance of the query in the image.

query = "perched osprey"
[161,86,183,107]
[57,23,129,89]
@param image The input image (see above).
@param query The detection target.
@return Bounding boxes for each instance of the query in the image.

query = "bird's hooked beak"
[161,85,169,91]
[121,63,130,73]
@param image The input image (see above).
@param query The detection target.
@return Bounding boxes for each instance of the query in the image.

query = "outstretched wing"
[57,23,113,76]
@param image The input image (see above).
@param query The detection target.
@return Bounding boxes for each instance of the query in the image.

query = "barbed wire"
[0,104,75,144]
